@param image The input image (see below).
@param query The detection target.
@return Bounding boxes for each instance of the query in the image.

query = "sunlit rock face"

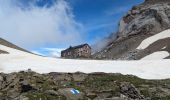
[118,0,170,38]
[92,0,170,60]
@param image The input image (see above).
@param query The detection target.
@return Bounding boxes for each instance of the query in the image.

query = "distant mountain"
[92,0,170,60]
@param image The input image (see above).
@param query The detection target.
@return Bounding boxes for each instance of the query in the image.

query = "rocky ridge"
[93,0,170,60]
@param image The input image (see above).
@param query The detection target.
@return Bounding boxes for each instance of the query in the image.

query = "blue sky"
[0,0,144,57]
[68,0,144,44]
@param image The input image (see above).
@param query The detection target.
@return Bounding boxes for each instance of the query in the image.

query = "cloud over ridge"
[0,0,83,49]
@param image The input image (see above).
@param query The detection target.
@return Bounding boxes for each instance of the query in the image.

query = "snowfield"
[137,29,170,50]
[141,51,170,60]
[1,45,170,79]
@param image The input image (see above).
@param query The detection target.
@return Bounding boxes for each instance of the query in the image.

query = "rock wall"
[93,0,170,60]
[118,1,170,38]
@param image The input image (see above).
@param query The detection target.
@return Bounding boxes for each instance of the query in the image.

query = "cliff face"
[92,0,170,60]
[118,0,170,38]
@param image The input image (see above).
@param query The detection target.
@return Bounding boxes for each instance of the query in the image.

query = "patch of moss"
[140,89,150,97]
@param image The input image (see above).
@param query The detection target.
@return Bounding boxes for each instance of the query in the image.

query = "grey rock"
[49,73,72,81]
[20,81,34,92]
[45,90,59,96]
[14,95,29,100]
[118,3,170,38]
[72,72,87,82]
[86,92,97,99]
[0,75,3,82]
[120,82,144,99]
[7,89,20,99]
[0,96,4,100]
[6,74,17,83]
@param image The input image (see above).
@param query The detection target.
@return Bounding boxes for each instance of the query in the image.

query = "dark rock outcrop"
[120,82,144,99]
[20,81,35,93]
[0,50,9,54]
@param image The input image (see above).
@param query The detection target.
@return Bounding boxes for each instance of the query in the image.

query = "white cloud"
[44,48,64,57]
[0,0,83,49]
[32,48,64,57]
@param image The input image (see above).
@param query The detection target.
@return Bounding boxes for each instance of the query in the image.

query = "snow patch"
[137,29,170,50]
[1,45,170,79]
[162,46,167,50]
[141,51,170,60]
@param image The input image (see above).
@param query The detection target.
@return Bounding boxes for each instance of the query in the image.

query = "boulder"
[72,72,87,82]
[86,92,97,99]
[45,90,59,96]
[14,95,29,100]
[120,82,144,99]
[20,81,34,93]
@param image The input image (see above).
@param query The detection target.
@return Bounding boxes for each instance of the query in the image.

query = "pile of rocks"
[120,82,144,99]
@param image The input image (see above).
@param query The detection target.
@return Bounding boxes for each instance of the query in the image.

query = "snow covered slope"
[137,29,170,50]
[136,29,170,60]
[1,44,170,79]
[141,51,170,60]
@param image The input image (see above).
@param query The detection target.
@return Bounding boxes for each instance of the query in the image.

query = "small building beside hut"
[61,44,91,58]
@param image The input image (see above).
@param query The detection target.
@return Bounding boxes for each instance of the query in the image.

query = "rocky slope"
[1,70,170,100]
[92,0,170,60]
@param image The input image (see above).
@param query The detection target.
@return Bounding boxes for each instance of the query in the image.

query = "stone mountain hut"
[61,44,91,58]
